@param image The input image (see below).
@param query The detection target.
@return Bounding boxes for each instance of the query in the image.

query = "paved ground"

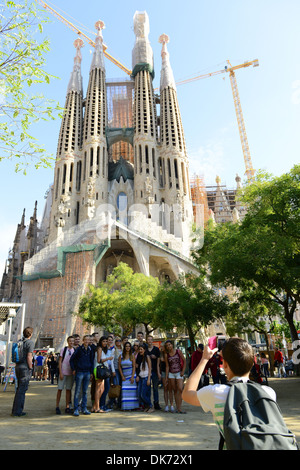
[1,377,299,451]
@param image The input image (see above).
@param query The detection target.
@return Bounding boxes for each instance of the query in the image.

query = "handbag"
[95,363,111,380]
[108,384,121,399]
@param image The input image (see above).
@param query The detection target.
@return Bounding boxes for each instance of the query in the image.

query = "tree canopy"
[76,263,161,336]
[0,0,62,172]
[76,263,229,347]
[193,165,300,345]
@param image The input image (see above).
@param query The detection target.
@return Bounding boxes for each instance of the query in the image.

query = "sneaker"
[164,406,169,412]
[170,406,175,413]
[73,409,80,417]
[154,403,162,410]
[56,407,61,415]
[82,409,91,415]
[65,408,71,414]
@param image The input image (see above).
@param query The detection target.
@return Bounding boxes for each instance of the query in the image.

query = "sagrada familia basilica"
[0,12,245,350]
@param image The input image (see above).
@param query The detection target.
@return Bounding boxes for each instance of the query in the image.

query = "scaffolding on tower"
[106,78,135,163]
[190,174,210,226]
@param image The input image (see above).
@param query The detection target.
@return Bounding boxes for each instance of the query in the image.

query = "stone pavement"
[1,377,299,451]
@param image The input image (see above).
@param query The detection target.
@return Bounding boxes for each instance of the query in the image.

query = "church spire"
[90,20,105,71]
[57,39,84,157]
[83,20,107,142]
[132,11,154,78]
[159,34,186,155]
[132,11,158,207]
[67,38,84,93]
[159,34,176,91]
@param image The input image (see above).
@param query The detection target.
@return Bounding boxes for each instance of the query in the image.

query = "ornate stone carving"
[85,177,96,219]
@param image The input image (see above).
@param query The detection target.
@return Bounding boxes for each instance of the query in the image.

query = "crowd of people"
[11,328,297,450]
[51,331,189,416]
[10,326,292,418]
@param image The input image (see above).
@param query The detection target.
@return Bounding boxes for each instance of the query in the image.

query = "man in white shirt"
[182,337,276,442]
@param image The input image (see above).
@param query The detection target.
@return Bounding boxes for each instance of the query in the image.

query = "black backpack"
[219,379,298,450]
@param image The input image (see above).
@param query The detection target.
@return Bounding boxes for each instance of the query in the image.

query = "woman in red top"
[164,341,186,414]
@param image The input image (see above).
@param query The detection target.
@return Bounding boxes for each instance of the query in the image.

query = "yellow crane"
[35,0,258,180]
[35,0,132,76]
[176,59,259,181]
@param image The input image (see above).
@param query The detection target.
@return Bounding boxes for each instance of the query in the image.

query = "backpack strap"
[219,433,225,450]
[218,378,253,450]
[62,346,68,362]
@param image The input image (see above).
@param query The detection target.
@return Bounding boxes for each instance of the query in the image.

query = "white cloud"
[188,141,226,186]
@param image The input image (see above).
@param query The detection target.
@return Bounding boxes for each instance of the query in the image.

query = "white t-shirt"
[197,377,277,437]
[94,349,115,373]
[60,347,74,376]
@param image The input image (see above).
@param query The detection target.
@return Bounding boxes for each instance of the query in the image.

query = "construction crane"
[35,0,132,76]
[226,59,258,181]
[36,0,257,180]
[169,59,259,181]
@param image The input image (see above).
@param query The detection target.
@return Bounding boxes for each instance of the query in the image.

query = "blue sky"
[1,0,300,275]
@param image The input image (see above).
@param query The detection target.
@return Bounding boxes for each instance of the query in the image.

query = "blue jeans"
[12,366,31,416]
[74,371,91,412]
[100,377,110,410]
[151,371,159,404]
[138,377,152,408]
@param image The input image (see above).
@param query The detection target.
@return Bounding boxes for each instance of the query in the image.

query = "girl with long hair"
[159,343,175,412]
[136,344,153,413]
[118,341,139,411]
[164,341,186,414]
[92,336,115,413]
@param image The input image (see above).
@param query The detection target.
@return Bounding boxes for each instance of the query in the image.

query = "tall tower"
[158,34,193,238]
[48,38,84,242]
[16,11,200,351]
[132,12,159,211]
[81,20,108,220]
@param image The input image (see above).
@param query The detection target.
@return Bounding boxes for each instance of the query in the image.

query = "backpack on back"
[221,380,298,450]
[12,340,24,364]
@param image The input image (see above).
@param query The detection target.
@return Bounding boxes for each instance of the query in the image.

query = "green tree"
[76,281,122,335]
[153,273,230,352]
[0,0,62,172]
[108,263,162,336]
[76,263,161,336]
[225,286,283,375]
[194,165,300,348]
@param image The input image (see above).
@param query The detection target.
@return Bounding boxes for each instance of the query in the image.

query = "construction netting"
[16,241,110,282]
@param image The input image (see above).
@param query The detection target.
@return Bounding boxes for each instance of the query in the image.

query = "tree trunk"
[263,330,274,378]
[187,325,196,353]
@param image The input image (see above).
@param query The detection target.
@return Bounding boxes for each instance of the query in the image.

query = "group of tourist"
[55,331,187,417]
[10,326,290,419]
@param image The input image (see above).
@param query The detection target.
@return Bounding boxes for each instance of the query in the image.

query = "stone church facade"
[1,12,249,350]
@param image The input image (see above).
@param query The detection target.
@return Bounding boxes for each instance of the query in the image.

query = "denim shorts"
[168,371,183,380]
